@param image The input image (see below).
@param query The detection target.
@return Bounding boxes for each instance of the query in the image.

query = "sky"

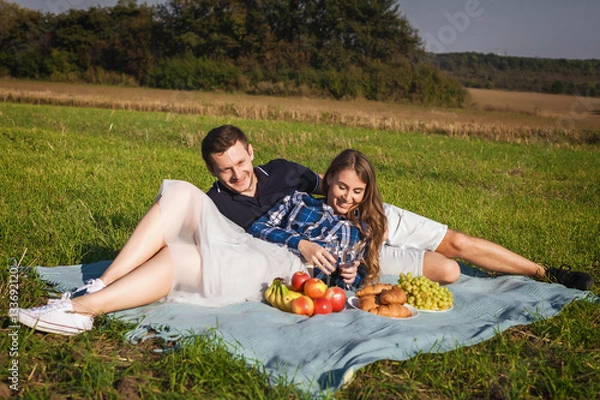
[9,0,600,60]
[396,0,600,60]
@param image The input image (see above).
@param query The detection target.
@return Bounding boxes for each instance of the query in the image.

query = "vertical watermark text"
[7,259,20,393]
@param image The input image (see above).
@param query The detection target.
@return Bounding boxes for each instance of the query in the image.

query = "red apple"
[324,287,347,312]
[291,271,311,292]
[304,278,328,299]
[312,297,333,315]
[291,295,314,316]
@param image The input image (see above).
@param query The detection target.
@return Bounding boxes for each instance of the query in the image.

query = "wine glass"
[338,247,359,290]
[322,242,341,287]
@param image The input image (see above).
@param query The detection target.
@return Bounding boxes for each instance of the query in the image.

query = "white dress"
[156,180,307,307]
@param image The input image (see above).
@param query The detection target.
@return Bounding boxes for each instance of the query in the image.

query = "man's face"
[208,141,257,196]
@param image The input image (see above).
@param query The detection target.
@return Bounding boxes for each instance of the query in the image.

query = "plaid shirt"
[249,191,366,288]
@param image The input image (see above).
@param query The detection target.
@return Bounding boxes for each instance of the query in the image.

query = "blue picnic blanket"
[35,261,597,397]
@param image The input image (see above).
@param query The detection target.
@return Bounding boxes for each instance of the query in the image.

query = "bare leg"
[422,251,461,284]
[72,246,174,315]
[435,229,545,278]
[99,202,166,286]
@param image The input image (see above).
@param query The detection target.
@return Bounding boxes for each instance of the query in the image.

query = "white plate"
[417,304,454,313]
[347,297,419,319]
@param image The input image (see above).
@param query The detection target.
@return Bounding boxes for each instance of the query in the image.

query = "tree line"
[431,52,600,97]
[0,0,467,106]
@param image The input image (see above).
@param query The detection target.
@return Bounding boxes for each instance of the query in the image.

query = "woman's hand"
[298,240,337,276]
[339,261,359,284]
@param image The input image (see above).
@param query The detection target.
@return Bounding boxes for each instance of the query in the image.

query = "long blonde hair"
[323,149,387,283]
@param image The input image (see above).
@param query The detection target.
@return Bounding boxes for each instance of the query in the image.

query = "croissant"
[375,303,412,318]
[379,286,407,305]
[356,284,411,318]
[356,283,392,297]
[358,294,379,312]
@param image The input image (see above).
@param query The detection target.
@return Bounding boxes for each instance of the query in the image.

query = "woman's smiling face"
[326,168,366,215]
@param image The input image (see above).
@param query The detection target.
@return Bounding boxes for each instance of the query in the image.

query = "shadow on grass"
[77,245,115,286]
[80,245,118,265]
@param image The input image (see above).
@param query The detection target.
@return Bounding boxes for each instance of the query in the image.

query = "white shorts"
[378,203,448,277]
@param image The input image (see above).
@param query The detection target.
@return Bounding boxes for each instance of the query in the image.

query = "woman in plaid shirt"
[249,149,388,289]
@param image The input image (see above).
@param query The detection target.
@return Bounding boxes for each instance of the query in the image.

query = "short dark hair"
[201,125,249,170]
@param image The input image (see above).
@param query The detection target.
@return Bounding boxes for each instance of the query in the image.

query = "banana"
[264,278,279,307]
[272,281,285,310]
[264,278,303,313]
[280,284,303,312]
[264,287,273,305]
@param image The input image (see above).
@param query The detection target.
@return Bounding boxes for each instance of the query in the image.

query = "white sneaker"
[73,278,106,296]
[18,299,94,336]
[47,292,72,304]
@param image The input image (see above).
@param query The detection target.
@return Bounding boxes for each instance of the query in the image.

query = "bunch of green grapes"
[397,273,453,311]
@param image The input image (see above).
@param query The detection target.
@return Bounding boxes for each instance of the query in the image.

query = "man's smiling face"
[208,141,257,196]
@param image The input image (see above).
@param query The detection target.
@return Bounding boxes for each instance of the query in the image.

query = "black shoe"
[546,265,594,291]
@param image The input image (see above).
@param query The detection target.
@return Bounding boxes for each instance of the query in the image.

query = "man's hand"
[298,240,337,275]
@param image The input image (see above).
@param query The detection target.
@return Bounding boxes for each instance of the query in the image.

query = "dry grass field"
[1,79,599,146]
[469,88,600,124]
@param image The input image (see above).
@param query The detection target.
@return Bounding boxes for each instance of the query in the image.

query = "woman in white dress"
[17,178,311,335]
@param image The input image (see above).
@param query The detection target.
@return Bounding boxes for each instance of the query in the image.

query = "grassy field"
[1,84,599,398]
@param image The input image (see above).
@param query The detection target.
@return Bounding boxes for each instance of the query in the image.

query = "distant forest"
[1,0,597,106]
[0,0,466,106]
[431,52,600,97]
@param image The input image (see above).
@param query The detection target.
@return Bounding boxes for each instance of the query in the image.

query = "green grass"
[1,102,599,398]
